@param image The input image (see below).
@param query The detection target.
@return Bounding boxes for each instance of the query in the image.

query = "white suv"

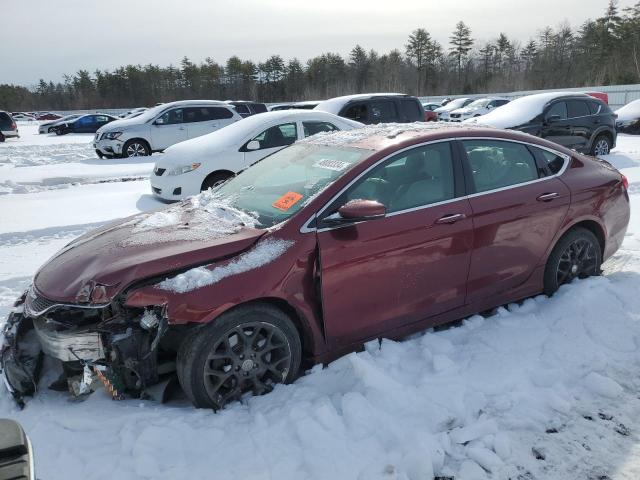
[94,100,242,158]
[448,97,510,122]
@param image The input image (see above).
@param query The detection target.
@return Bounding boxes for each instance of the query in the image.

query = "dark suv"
[227,101,268,118]
[473,93,617,156]
[0,111,19,142]
[315,93,426,124]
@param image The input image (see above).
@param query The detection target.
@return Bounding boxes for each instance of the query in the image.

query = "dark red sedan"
[2,124,630,409]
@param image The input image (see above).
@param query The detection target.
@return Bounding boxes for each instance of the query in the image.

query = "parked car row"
[0,110,19,142]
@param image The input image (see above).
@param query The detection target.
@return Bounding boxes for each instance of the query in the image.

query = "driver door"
[316,141,473,347]
[150,108,188,150]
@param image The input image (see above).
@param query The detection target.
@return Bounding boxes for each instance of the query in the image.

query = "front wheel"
[543,227,602,296]
[591,134,612,157]
[122,139,150,158]
[177,305,301,409]
[201,171,232,191]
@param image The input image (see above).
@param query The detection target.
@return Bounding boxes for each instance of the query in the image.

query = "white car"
[150,110,362,201]
[94,100,242,158]
[433,98,474,121]
[11,113,35,121]
[448,97,510,122]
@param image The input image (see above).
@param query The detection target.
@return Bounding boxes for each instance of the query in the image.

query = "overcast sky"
[3,0,636,85]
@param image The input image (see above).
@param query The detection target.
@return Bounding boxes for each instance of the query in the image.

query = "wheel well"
[241,298,315,359]
[124,138,151,150]
[593,130,613,146]
[201,170,234,189]
[567,220,605,255]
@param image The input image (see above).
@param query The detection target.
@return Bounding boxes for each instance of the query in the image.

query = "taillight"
[11,122,16,130]
[424,112,430,121]
[621,174,629,190]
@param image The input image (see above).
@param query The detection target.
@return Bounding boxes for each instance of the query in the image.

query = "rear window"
[251,103,268,114]
[233,104,250,115]
[0,112,13,129]
[399,99,422,121]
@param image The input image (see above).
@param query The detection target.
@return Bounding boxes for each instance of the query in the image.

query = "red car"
[2,124,630,409]
[36,112,62,121]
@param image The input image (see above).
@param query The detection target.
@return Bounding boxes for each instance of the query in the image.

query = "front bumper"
[94,137,124,157]
[1,292,169,406]
[150,169,201,201]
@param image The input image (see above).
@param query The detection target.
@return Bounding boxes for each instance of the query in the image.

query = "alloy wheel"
[556,238,598,286]
[594,139,610,156]
[202,321,292,407]
[126,142,147,157]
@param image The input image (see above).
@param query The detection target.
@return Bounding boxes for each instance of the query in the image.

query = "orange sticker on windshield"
[272,191,303,211]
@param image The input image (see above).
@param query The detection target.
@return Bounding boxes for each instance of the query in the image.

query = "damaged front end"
[1,285,176,407]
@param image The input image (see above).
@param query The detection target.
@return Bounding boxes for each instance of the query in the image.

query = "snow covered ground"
[0,124,640,479]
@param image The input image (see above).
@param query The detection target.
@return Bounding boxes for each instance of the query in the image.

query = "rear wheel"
[0,133,4,143]
[543,227,602,295]
[122,139,150,158]
[201,171,232,191]
[591,134,611,156]
[177,304,301,409]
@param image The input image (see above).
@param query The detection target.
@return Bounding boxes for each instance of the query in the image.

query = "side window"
[78,116,91,126]
[546,102,567,120]
[370,100,398,123]
[567,100,590,118]
[303,121,339,137]
[251,104,268,114]
[587,101,602,115]
[157,108,183,125]
[233,104,250,115]
[210,107,234,119]
[250,123,297,150]
[95,115,109,124]
[533,147,566,175]
[343,103,368,122]
[462,140,540,193]
[399,99,422,122]
[344,142,455,213]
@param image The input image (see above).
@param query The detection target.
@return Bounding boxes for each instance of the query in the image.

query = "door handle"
[537,192,559,202]
[435,213,466,224]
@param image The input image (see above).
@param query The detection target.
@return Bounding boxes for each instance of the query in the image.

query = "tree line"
[1,1,639,111]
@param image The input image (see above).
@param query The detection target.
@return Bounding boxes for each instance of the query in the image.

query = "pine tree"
[449,21,474,85]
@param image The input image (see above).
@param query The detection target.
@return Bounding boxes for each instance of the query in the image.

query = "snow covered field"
[0,123,640,479]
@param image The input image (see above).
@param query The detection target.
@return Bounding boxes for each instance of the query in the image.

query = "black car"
[315,93,426,124]
[615,99,640,135]
[474,93,617,156]
[227,101,268,118]
[53,114,117,135]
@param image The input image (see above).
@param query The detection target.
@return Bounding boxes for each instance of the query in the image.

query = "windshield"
[215,143,371,227]
[446,98,469,109]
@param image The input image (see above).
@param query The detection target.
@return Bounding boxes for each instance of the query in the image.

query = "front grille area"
[25,290,58,315]
[450,113,461,118]
[154,167,166,176]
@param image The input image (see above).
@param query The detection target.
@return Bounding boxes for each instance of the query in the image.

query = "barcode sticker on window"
[313,158,350,171]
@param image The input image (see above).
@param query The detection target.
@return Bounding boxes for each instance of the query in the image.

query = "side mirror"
[546,114,561,124]
[323,199,386,225]
[246,140,260,151]
[154,117,165,125]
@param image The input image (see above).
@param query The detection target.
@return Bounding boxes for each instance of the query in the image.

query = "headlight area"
[102,131,122,140]
[0,294,182,406]
[167,162,201,176]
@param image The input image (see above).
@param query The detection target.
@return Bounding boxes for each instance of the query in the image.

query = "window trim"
[300,137,570,233]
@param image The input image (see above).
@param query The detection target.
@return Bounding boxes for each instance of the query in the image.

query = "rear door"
[150,108,188,149]
[186,106,236,139]
[460,139,570,303]
[398,98,424,122]
[317,141,473,347]
[565,99,592,151]
[368,99,398,124]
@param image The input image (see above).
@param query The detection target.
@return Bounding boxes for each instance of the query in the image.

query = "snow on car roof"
[615,99,640,122]
[299,121,498,148]
[314,93,408,115]
[470,91,590,129]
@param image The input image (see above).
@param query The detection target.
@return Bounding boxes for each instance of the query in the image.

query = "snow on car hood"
[467,92,589,129]
[33,191,264,303]
[616,99,640,122]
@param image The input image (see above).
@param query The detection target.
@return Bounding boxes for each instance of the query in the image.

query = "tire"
[122,139,151,158]
[47,127,54,133]
[0,133,4,143]
[590,134,612,157]
[177,304,302,409]
[543,227,602,296]
[55,128,65,136]
[201,171,232,191]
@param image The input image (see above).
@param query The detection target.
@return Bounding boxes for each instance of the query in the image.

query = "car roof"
[298,122,564,153]
[315,93,412,114]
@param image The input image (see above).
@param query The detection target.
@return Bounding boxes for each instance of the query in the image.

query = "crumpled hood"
[33,196,264,303]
